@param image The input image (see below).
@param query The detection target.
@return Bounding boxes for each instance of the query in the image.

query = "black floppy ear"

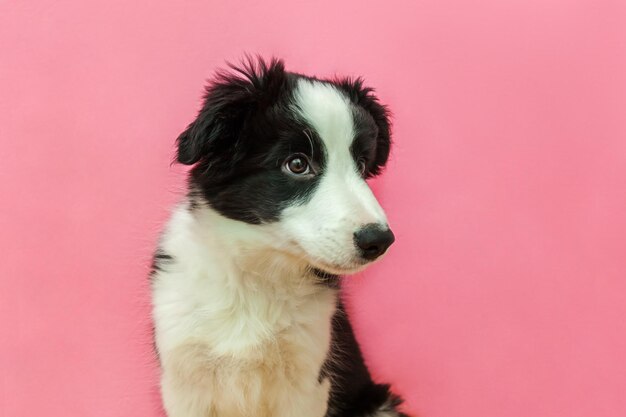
[176,57,287,166]
[336,77,392,176]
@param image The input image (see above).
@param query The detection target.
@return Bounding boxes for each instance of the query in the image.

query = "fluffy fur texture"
[151,57,408,417]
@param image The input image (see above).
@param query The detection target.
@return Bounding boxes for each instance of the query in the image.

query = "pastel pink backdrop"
[1,1,625,416]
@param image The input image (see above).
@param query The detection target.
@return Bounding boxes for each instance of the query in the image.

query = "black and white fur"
[151,57,408,417]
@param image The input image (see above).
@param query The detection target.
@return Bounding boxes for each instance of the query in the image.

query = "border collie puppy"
[151,57,407,417]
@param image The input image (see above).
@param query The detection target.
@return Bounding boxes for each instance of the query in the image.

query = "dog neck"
[154,200,339,358]
[170,197,338,293]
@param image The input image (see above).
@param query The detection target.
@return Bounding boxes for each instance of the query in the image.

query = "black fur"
[150,249,173,275]
[336,77,391,177]
[323,301,408,417]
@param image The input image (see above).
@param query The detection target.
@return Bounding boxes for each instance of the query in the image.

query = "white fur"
[153,206,337,417]
[153,80,391,417]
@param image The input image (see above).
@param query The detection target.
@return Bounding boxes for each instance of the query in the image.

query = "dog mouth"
[311,267,339,279]
[284,239,376,276]
[307,259,369,276]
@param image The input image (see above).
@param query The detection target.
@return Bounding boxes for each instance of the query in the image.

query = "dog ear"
[336,77,392,176]
[176,57,287,166]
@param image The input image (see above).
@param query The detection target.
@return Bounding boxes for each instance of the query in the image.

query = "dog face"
[177,58,394,274]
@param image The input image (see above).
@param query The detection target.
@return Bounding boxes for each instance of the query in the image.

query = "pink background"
[2,1,626,416]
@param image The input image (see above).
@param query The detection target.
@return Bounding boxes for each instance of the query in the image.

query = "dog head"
[178,57,394,274]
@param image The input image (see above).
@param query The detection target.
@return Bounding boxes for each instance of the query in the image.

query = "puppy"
[151,57,407,417]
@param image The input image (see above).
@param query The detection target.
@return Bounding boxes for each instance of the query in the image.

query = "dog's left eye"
[284,154,312,176]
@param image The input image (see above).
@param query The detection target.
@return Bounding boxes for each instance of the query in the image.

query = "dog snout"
[353,224,395,261]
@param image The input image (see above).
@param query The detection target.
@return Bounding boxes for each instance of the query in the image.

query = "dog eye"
[284,154,311,176]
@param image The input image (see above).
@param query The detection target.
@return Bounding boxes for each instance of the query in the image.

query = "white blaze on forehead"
[293,79,355,156]
[278,79,389,271]
[289,78,388,229]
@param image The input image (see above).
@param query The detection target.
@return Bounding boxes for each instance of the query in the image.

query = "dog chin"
[309,259,370,276]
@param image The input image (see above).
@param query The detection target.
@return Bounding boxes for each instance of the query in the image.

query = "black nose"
[354,224,395,260]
